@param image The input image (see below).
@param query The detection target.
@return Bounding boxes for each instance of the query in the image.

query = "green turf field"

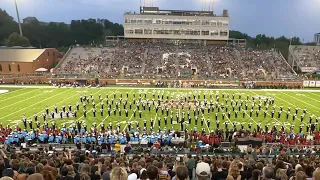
[0,87,320,133]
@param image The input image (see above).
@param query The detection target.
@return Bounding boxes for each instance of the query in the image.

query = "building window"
[8,64,11,71]
[201,31,209,36]
[134,29,143,34]
[0,64,2,71]
[17,64,20,72]
[220,30,228,36]
[144,29,152,34]
[47,52,50,56]
[125,18,130,24]
[125,29,134,34]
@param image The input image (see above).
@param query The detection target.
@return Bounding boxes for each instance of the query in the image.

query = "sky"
[1,0,320,42]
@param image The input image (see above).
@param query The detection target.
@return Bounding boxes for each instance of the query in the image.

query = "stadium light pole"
[14,0,23,36]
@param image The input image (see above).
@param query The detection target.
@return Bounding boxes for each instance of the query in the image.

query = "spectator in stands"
[146,165,158,180]
[157,161,170,180]
[250,169,262,180]
[313,170,320,180]
[172,166,189,180]
[263,167,274,180]
[186,154,196,179]
[26,173,44,180]
[275,169,287,180]
[212,161,228,180]
[110,166,127,180]
[196,162,211,180]
[228,162,241,180]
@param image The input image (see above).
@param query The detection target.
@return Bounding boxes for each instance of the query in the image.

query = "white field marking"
[277,91,320,111]
[3,85,320,92]
[0,89,39,103]
[122,108,137,131]
[0,90,9,94]
[10,89,82,128]
[0,89,51,109]
[240,89,289,130]
[302,94,320,103]
[0,88,25,96]
[309,92,320,98]
[200,111,211,133]
[153,111,158,129]
[120,89,141,131]
[248,91,310,127]
[68,89,105,127]
[97,115,110,128]
[1,88,73,120]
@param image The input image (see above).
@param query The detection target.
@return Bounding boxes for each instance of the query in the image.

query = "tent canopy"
[35,68,48,72]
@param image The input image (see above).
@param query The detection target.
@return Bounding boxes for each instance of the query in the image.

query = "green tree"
[5,32,30,47]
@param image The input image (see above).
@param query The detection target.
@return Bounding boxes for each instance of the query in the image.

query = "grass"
[0,87,320,133]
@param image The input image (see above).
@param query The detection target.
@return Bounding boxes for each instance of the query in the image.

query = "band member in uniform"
[93,108,96,117]
[54,105,58,113]
[100,108,103,116]
[45,106,49,115]
[84,109,87,118]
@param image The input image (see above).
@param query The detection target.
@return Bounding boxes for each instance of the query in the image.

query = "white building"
[123,7,230,44]
[315,33,320,45]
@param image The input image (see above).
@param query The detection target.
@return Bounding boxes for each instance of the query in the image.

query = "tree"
[5,32,30,47]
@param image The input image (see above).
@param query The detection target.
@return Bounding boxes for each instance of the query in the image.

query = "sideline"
[1,85,320,92]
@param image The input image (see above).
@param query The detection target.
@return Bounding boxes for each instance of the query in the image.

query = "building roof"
[0,49,45,62]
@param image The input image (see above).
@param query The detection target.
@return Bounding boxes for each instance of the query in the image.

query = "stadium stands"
[289,45,320,73]
[56,43,297,80]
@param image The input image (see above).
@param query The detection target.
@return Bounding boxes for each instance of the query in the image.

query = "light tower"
[14,0,23,36]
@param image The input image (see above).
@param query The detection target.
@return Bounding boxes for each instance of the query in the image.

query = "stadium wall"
[0,77,303,88]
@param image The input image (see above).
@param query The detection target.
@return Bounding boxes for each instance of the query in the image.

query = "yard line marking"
[97,115,110,128]
[303,94,320,103]
[277,91,320,111]
[0,89,50,109]
[309,92,320,98]
[0,88,25,96]
[1,89,73,120]
[122,108,137,132]
[0,89,39,103]
[10,89,81,128]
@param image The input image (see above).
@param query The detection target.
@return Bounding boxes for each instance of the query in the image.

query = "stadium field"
[0,86,320,133]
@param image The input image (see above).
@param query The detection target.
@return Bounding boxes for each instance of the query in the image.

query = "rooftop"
[125,6,228,17]
[0,48,45,62]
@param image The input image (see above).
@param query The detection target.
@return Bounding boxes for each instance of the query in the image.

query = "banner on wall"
[309,81,316,87]
[303,81,310,87]
[316,81,320,87]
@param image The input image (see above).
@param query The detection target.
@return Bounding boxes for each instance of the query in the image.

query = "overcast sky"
[1,0,320,42]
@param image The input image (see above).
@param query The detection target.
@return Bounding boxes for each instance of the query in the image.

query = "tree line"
[0,9,317,59]
[0,9,123,49]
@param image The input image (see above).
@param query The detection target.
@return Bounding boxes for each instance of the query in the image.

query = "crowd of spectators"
[290,46,320,71]
[2,144,320,180]
[55,43,296,80]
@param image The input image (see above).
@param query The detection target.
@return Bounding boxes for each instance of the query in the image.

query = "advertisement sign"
[301,67,318,73]
[303,81,310,87]
[309,81,316,87]
[316,81,320,87]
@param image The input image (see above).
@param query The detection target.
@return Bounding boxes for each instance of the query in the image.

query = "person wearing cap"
[196,162,211,180]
